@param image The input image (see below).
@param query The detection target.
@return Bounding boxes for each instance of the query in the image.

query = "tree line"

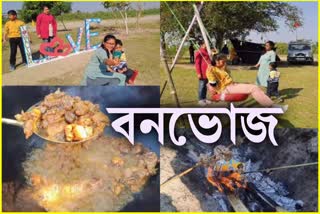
[161,2,304,50]
[4,2,156,34]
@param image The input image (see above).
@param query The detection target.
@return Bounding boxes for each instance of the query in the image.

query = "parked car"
[287,41,314,64]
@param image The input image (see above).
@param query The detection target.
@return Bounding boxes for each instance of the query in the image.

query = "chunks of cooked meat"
[119,141,132,154]
[118,141,159,193]
[91,112,109,125]
[46,121,66,140]
[111,157,124,166]
[61,96,74,111]
[142,152,158,175]
[15,108,42,139]
[23,120,34,139]
[65,111,76,123]
[74,102,89,116]
[131,143,144,154]
[15,89,109,142]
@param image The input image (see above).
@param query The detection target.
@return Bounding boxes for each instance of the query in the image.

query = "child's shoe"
[276,97,284,103]
[272,104,288,112]
[205,99,212,105]
[198,100,207,106]
[9,65,15,71]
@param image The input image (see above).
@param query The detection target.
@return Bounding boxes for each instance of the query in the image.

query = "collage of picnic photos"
[1,0,319,212]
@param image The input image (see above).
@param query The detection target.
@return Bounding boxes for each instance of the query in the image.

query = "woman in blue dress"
[82,34,126,86]
[255,41,276,87]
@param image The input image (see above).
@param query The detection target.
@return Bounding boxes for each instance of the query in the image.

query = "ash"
[233,148,303,211]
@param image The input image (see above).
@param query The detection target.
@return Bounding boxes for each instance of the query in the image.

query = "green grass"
[124,31,160,85]
[56,9,160,22]
[2,9,160,24]
[160,64,318,128]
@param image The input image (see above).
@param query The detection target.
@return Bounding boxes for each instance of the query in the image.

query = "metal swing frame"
[161,2,216,107]
[161,2,250,105]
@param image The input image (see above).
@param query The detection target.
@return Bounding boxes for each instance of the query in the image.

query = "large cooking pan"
[2,86,160,211]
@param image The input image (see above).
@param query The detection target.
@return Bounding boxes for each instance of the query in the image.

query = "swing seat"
[212,93,249,102]
[129,70,139,84]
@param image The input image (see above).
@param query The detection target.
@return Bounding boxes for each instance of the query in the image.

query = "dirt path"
[3,51,94,85]
[160,147,202,211]
[3,47,152,85]
[160,144,231,212]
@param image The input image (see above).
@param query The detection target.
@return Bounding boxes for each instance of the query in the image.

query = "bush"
[275,42,288,55]
[312,42,318,55]
[165,45,188,58]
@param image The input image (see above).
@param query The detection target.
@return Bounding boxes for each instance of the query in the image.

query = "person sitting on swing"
[206,54,288,111]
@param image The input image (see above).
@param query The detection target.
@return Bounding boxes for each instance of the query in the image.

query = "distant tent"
[230,39,280,64]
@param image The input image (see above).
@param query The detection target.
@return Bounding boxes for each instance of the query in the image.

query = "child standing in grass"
[267,62,283,102]
[3,10,27,71]
[195,39,212,106]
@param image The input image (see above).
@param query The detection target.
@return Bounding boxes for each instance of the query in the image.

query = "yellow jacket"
[206,66,233,93]
[214,159,242,172]
[120,52,127,62]
[4,19,25,38]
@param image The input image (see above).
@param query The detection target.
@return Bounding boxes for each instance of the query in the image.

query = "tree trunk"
[136,3,143,29]
[61,19,68,31]
[60,12,68,31]
[136,10,142,29]
[125,12,128,35]
[160,33,166,50]
[119,10,129,35]
[111,8,120,27]
[214,32,225,51]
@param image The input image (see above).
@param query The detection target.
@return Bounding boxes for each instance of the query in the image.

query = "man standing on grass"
[36,5,57,53]
[189,43,195,64]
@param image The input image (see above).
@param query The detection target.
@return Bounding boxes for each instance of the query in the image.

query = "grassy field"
[2,15,160,85]
[160,63,318,128]
[57,9,159,22]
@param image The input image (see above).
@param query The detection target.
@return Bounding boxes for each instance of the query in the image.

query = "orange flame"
[207,167,247,193]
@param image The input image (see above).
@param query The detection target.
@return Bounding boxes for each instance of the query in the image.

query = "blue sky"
[2,2,317,43]
[247,2,317,43]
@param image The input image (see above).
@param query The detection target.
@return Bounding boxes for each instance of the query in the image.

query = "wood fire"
[206,145,247,193]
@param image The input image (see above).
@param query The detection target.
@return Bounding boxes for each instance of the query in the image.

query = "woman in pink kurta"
[36,5,57,45]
